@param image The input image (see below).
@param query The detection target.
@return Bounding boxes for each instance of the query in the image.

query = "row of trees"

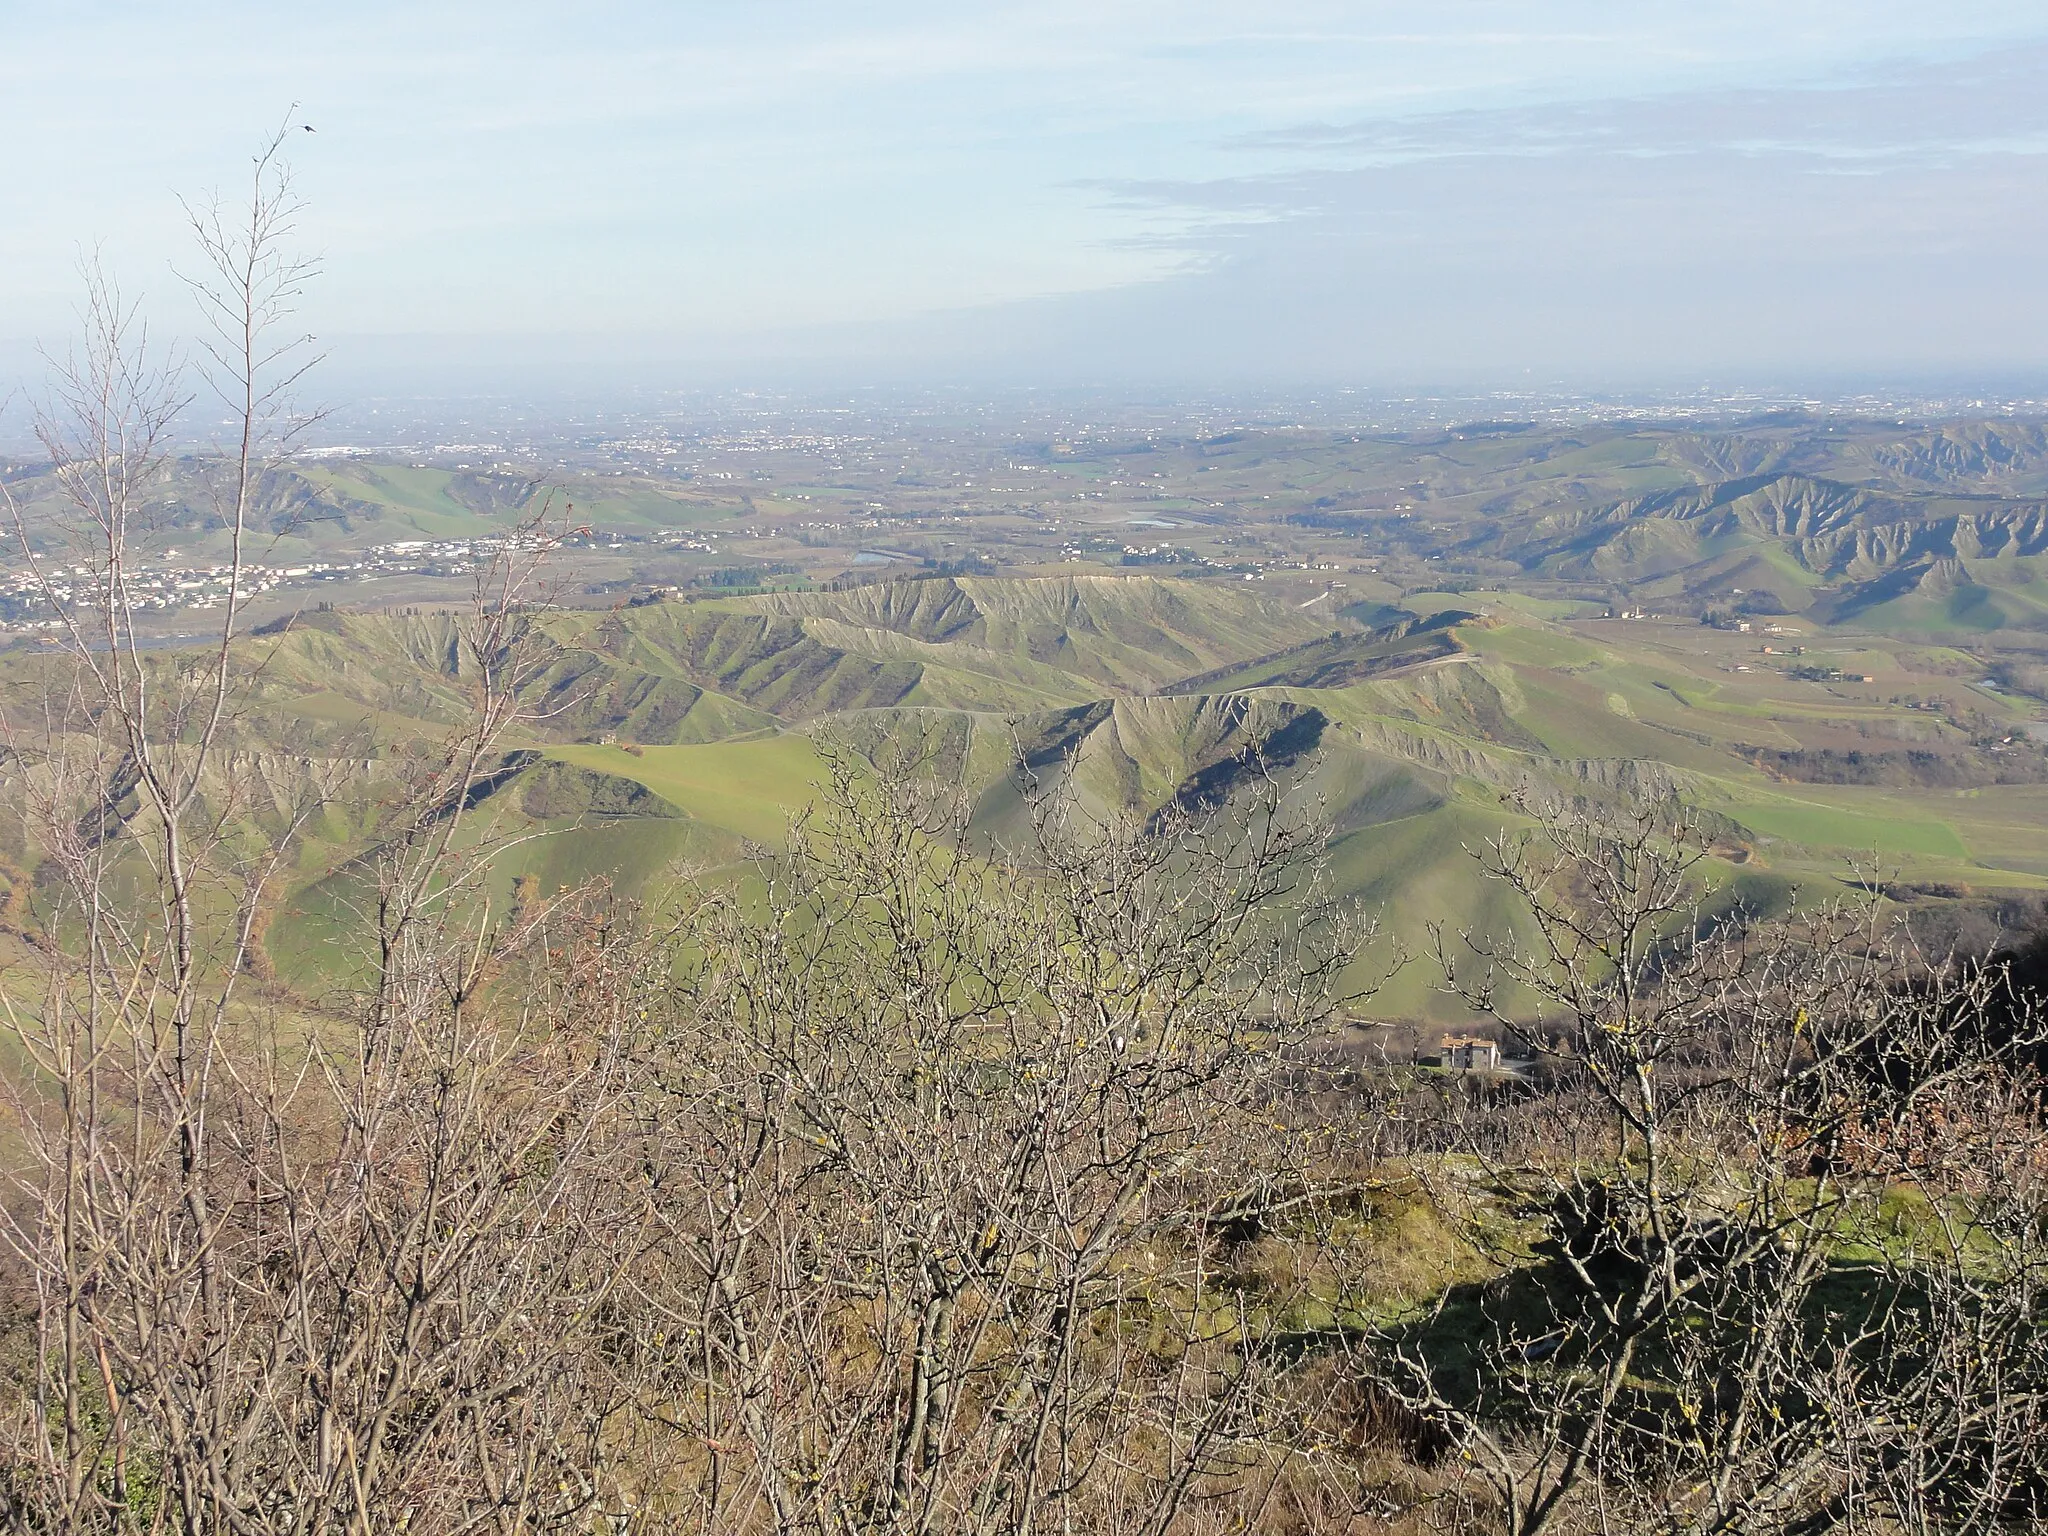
[0,135,2043,1534]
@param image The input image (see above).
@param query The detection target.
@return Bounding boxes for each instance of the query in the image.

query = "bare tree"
[0,125,654,1536]
[1364,797,2048,1536]
[0,118,328,1531]
[585,745,1376,1535]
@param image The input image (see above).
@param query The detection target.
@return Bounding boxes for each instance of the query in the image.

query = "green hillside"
[0,458,733,569]
[128,572,2026,1020]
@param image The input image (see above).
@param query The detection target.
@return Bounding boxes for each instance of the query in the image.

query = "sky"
[5,1,2048,391]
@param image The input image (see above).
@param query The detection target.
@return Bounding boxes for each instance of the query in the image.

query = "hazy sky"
[6,2,2048,388]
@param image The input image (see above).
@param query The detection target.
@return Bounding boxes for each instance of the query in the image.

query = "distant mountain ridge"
[1455,469,2048,629]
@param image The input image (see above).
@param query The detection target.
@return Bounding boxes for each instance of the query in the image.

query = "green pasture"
[1702,780,2048,884]
[297,462,726,535]
[1487,593,1610,622]
[549,736,828,844]
[1457,623,1603,670]
[1732,798,1966,859]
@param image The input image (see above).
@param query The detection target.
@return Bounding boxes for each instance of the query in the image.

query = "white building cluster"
[0,532,570,633]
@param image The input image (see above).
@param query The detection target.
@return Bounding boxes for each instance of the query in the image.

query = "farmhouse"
[1438,1035,1501,1071]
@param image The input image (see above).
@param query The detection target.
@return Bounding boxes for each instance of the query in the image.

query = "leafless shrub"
[605,747,1379,1534]
[1366,796,2048,1536]
[0,125,657,1535]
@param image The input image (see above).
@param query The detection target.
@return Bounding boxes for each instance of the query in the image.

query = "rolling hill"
[132,568,2030,1023]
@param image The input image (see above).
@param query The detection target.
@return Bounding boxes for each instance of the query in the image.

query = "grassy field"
[548,737,828,844]
[1324,800,1543,1020]
[1729,797,1967,859]
[296,462,729,534]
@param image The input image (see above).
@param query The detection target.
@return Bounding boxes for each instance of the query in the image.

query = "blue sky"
[5,2,2048,386]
